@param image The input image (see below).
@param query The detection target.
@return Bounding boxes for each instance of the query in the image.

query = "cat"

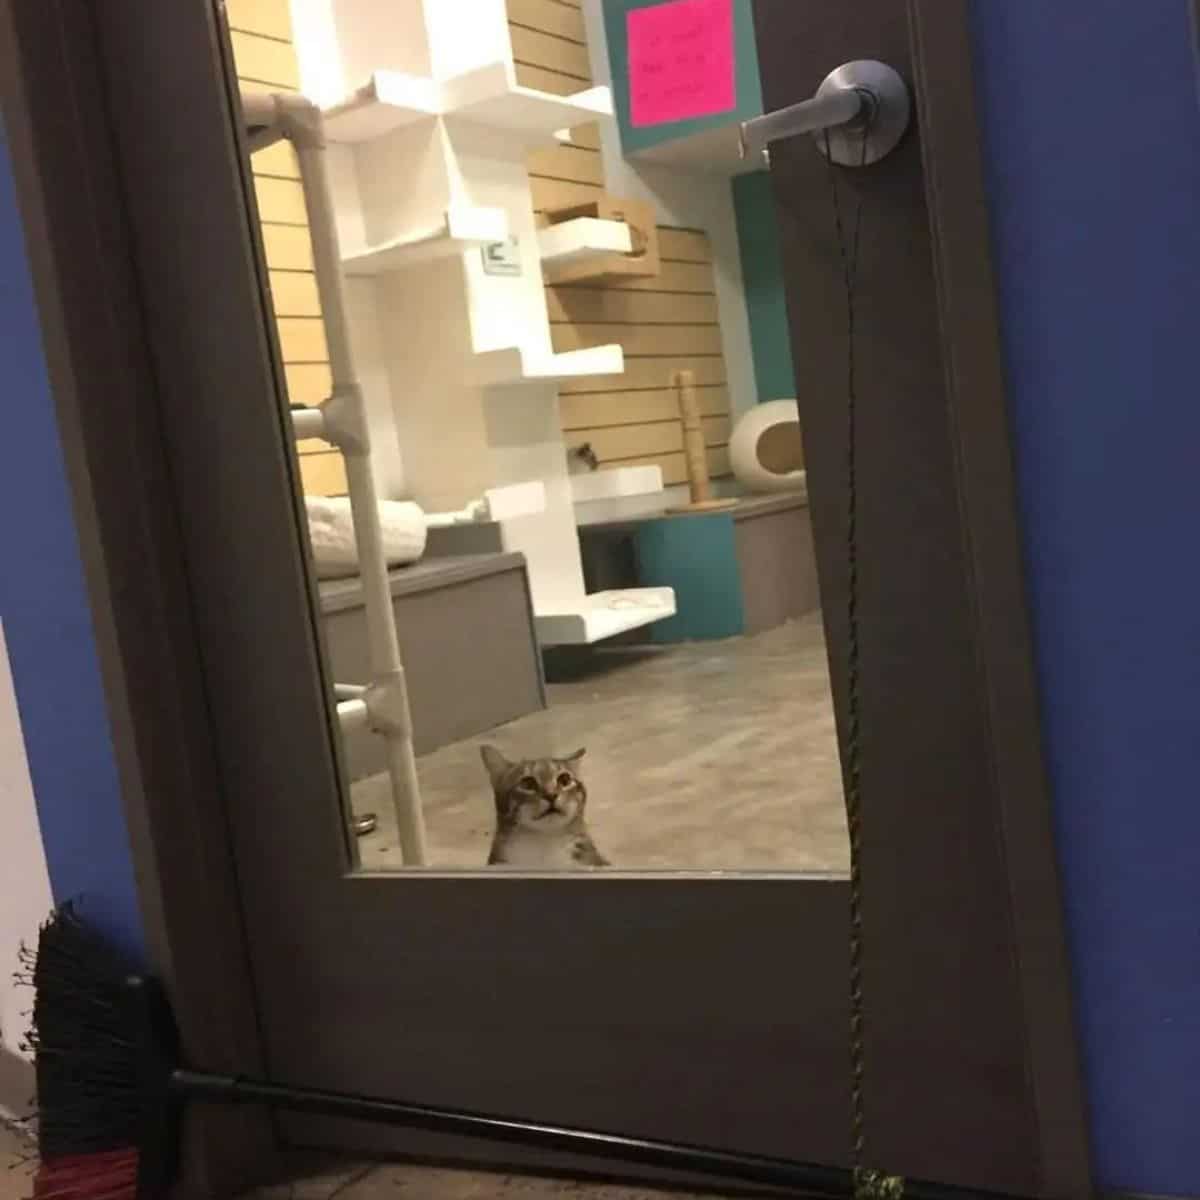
[481,744,609,869]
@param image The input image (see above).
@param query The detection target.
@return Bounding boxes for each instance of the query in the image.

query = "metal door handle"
[739,60,911,168]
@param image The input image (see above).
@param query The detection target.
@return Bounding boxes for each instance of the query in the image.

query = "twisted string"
[822,126,904,1200]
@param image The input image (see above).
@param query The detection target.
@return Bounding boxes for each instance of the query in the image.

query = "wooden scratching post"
[668,369,738,514]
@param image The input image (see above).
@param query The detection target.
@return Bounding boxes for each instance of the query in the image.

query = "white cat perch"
[288,0,676,645]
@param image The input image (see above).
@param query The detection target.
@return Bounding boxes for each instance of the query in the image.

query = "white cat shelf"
[288,0,676,644]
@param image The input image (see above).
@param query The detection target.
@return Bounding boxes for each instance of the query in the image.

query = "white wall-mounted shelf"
[425,479,547,526]
[323,64,612,150]
[538,218,632,267]
[480,480,546,522]
[342,206,507,275]
[323,71,441,143]
[470,344,625,388]
[569,465,664,504]
[441,63,612,143]
[536,588,677,646]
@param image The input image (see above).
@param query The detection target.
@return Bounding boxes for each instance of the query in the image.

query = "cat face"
[481,745,587,833]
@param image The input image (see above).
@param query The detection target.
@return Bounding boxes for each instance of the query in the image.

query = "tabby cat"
[481,744,609,868]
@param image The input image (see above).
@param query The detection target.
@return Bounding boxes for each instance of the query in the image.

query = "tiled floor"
[252,1153,752,1200]
[1,1134,763,1200]
[352,615,848,873]
[0,1124,34,1200]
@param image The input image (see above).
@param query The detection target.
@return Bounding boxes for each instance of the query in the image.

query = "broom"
[18,903,1018,1200]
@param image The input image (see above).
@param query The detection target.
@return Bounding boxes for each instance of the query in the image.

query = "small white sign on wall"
[480,237,523,277]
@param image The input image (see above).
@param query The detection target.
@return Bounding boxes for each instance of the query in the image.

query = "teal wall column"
[635,513,745,641]
[732,170,796,402]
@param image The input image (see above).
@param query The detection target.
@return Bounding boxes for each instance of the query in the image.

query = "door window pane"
[230,0,846,874]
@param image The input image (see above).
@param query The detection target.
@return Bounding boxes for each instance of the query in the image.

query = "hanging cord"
[822,125,905,1200]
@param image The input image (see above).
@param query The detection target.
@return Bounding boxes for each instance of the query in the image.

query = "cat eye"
[556,772,574,788]
[518,776,539,791]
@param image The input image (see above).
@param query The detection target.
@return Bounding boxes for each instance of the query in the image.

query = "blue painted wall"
[970,2,1200,1195]
[0,117,144,964]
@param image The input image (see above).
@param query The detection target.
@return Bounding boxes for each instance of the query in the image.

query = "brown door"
[1,0,1090,1196]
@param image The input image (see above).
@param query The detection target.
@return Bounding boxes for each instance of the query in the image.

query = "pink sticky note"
[627,0,736,128]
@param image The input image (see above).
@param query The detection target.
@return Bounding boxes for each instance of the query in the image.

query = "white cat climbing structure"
[287,0,676,644]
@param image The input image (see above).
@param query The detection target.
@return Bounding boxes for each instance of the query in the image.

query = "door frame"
[0,0,1090,1196]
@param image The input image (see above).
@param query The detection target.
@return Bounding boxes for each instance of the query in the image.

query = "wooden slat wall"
[554,230,731,485]
[507,0,732,484]
[227,0,346,495]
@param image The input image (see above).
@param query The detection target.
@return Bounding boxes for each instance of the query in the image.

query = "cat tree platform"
[577,493,819,642]
[294,0,676,649]
[320,552,545,778]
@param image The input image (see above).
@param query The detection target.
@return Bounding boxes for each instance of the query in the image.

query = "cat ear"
[562,748,586,768]
[480,744,512,786]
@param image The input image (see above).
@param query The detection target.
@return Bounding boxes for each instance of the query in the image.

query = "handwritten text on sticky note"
[628,0,736,128]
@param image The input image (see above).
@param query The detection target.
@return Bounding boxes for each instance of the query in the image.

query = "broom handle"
[171,1069,1015,1200]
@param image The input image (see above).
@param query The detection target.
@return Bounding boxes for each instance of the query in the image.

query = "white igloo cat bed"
[729,399,808,496]
[305,496,426,580]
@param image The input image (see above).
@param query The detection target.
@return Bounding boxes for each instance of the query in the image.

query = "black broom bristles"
[17,904,159,1200]
[21,905,143,1158]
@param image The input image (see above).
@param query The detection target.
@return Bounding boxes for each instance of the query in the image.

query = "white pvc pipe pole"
[273,96,429,866]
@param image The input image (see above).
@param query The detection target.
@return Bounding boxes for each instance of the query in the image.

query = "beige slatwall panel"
[228,0,345,495]
[507,0,733,482]
[510,0,603,219]
[551,229,732,482]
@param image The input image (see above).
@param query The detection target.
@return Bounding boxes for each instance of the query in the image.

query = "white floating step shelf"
[470,343,625,388]
[439,63,612,145]
[342,206,508,275]
[426,480,548,527]
[569,465,664,504]
[481,480,547,522]
[322,65,612,151]
[536,588,677,646]
[323,71,441,143]
[538,218,632,267]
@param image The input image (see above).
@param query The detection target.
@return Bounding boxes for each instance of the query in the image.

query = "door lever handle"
[739,60,911,168]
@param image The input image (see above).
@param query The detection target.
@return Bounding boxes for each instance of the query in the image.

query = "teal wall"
[732,170,796,402]
[603,0,762,157]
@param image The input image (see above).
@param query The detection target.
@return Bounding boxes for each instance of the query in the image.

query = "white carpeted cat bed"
[729,398,808,495]
[305,496,427,580]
